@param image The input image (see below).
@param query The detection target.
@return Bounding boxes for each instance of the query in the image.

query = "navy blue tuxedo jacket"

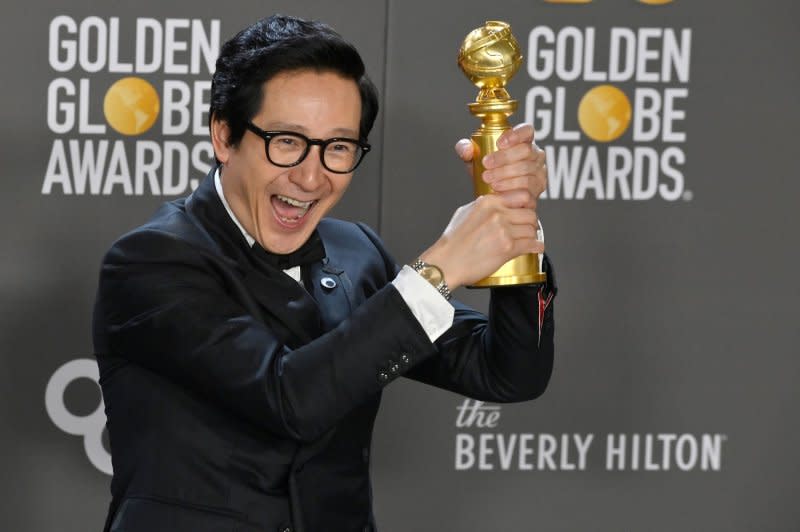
[93,169,556,532]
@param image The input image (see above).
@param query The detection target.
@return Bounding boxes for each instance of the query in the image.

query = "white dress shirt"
[214,168,454,342]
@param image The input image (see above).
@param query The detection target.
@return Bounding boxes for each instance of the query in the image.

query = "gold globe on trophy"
[458,21,547,287]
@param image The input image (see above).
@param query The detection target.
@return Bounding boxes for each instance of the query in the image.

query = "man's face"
[213,70,362,254]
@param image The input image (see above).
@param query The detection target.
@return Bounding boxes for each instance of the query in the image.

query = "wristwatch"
[410,259,452,301]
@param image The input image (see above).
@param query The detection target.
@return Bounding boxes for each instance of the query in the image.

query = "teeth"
[277,194,314,209]
[274,194,317,224]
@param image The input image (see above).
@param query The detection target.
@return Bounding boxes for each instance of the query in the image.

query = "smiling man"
[214,69,363,254]
[93,14,556,532]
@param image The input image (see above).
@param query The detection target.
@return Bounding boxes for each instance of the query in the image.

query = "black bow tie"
[251,230,326,270]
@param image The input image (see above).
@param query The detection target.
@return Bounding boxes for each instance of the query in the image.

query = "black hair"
[209,14,379,159]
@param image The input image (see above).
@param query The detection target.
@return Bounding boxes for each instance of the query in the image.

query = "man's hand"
[454,123,547,210]
[422,124,547,290]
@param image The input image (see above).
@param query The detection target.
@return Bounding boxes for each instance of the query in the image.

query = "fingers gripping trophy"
[458,21,547,287]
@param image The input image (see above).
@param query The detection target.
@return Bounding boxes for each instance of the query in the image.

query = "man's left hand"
[454,123,547,211]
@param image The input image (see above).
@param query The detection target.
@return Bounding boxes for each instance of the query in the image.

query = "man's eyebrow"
[264,121,359,138]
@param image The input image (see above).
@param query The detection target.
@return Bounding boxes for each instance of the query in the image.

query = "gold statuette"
[458,20,547,287]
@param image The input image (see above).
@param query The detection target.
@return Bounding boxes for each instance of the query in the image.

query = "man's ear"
[210,116,233,164]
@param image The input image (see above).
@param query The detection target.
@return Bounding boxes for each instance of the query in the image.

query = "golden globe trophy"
[458,20,547,287]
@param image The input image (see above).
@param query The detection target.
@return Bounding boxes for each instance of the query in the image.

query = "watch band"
[410,259,452,301]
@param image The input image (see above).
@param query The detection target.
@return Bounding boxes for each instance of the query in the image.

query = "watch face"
[420,265,443,286]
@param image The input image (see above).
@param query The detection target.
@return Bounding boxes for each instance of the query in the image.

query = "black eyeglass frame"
[246,122,371,174]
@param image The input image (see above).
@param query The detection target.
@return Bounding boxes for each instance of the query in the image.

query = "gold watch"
[410,259,452,301]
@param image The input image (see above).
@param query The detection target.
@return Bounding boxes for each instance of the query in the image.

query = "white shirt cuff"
[392,265,455,342]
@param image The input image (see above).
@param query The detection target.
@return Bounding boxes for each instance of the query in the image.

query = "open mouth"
[271,194,318,227]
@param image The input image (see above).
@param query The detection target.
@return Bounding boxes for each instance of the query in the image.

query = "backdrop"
[2,1,798,531]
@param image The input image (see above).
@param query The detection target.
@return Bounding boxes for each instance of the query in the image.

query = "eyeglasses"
[246,122,371,174]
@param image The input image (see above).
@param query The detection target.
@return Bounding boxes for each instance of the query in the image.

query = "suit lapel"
[184,167,252,262]
[241,267,322,347]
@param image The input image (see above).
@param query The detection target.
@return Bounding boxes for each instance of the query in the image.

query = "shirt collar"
[214,166,256,248]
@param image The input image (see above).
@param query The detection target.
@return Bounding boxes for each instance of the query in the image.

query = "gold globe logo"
[577,85,632,143]
[103,77,160,136]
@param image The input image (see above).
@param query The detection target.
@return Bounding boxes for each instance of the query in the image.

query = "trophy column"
[458,21,547,287]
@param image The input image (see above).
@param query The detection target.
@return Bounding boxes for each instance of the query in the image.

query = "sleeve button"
[378,371,390,382]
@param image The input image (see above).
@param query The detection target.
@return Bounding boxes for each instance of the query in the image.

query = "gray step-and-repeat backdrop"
[2,0,798,530]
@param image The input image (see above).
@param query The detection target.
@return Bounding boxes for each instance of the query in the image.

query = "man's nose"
[291,146,326,190]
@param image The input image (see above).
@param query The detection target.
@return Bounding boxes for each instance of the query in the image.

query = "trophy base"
[467,253,547,288]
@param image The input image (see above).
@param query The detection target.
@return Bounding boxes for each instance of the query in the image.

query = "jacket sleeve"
[355,223,557,404]
[93,229,437,443]
[405,268,556,403]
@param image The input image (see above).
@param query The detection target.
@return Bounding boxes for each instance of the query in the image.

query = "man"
[93,14,555,532]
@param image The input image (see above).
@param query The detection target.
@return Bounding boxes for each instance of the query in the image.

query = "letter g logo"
[45,358,112,475]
